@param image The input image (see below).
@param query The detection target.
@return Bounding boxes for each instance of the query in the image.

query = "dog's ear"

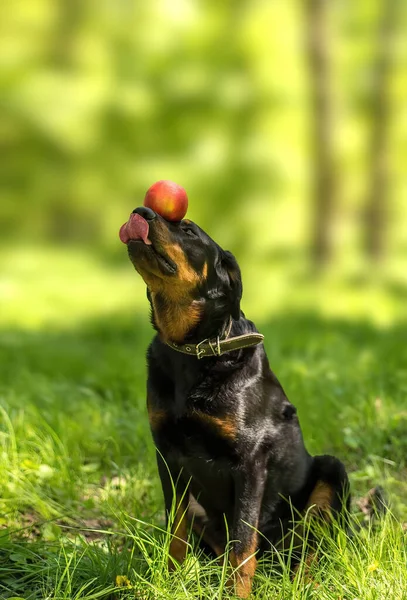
[220,250,242,321]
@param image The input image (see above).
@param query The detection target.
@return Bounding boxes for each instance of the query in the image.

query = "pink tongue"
[119,213,152,245]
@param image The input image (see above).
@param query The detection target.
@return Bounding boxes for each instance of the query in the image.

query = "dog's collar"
[166,320,264,359]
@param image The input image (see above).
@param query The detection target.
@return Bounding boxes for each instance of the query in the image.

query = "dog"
[121,206,350,598]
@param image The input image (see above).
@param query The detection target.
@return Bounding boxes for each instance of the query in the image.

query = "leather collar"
[165,321,264,359]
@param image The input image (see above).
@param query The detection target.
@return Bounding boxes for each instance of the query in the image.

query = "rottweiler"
[121,206,350,598]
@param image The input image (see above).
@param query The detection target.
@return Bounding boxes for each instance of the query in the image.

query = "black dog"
[122,206,350,598]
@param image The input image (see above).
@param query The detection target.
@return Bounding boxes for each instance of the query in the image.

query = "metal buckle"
[196,338,208,359]
[197,336,221,359]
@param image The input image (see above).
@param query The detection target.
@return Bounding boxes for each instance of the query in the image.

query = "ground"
[1,246,407,599]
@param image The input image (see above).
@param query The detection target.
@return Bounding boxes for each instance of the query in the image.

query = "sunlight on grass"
[2,509,406,599]
[0,246,147,329]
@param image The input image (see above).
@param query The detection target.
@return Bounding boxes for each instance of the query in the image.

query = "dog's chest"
[157,410,236,512]
[152,405,238,457]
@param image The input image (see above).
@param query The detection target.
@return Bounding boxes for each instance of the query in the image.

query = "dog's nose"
[132,206,156,220]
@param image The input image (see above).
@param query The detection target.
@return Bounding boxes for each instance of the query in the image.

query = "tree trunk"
[364,0,397,263]
[306,0,335,268]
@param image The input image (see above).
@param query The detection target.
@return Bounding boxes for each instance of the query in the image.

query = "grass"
[1,244,407,598]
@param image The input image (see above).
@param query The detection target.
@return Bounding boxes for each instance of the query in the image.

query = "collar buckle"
[196,336,222,359]
[196,338,208,359]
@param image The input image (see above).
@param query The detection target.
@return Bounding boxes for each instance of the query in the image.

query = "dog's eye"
[184,228,198,239]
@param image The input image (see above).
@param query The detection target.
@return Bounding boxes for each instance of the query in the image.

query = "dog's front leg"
[156,451,190,570]
[228,459,268,598]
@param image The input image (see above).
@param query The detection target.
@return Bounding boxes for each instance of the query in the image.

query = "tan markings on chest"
[146,405,237,442]
[147,407,167,430]
[192,411,237,441]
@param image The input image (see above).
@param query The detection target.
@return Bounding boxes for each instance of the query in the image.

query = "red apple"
[144,180,188,221]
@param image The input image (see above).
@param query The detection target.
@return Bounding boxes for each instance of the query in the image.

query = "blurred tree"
[305,0,336,268]
[364,0,398,263]
[0,0,406,268]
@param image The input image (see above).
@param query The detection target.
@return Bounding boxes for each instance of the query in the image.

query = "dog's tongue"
[119,213,152,245]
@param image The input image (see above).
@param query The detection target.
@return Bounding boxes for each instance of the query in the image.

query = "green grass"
[1,245,407,598]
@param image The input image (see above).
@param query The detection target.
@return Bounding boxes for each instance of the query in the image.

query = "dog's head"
[120,207,242,342]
